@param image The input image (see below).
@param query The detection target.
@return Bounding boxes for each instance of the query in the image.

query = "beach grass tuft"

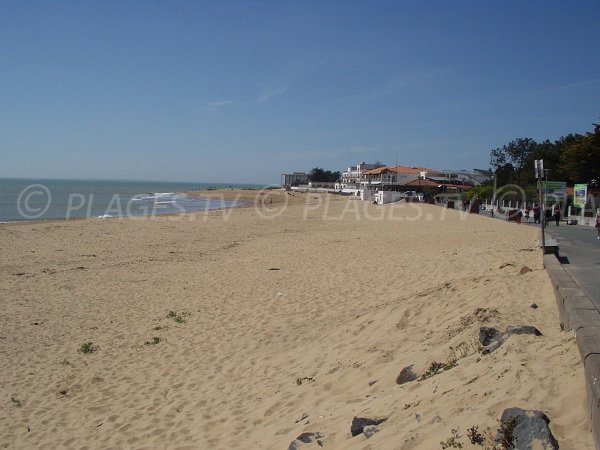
[166,310,190,323]
[79,342,96,354]
[419,359,458,381]
[145,337,162,346]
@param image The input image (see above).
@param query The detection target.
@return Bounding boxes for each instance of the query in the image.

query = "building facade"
[281,172,309,187]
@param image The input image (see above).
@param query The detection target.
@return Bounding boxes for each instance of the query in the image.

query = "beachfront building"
[360,165,441,190]
[403,177,469,204]
[281,172,309,188]
[337,162,385,190]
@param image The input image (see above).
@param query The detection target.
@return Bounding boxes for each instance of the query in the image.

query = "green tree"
[559,124,600,186]
[308,167,341,182]
[489,138,537,186]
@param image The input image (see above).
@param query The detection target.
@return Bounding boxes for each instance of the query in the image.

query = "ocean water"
[0,178,264,222]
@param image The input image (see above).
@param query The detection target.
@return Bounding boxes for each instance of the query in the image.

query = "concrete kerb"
[544,252,600,449]
[584,354,600,450]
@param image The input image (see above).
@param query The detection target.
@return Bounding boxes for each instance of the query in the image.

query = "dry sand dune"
[0,192,592,449]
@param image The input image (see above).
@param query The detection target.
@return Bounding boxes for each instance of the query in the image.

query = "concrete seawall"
[544,253,600,449]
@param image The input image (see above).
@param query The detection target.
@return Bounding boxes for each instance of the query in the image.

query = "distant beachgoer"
[533,206,540,224]
[524,207,531,223]
[516,210,522,224]
[595,211,600,239]
[554,209,561,226]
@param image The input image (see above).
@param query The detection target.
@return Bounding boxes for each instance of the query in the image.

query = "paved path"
[542,223,600,309]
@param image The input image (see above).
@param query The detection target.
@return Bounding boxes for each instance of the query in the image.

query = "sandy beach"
[0,191,592,449]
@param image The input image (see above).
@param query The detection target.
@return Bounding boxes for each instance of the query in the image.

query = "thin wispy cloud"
[206,100,235,109]
[201,100,236,114]
[256,86,289,104]
[344,67,452,103]
[538,78,600,94]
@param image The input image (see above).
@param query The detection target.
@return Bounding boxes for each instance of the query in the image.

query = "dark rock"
[368,380,378,386]
[480,325,543,354]
[396,365,417,385]
[351,417,387,437]
[519,266,533,275]
[297,433,317,444]
[505,325,543,337]
[479,327,503,346]
[497,407,558,449]
[287,432,324,450]
[530,303,538,309]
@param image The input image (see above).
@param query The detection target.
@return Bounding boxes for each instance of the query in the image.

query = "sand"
[0,190,593,449]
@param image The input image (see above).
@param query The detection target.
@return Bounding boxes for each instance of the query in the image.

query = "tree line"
[308,167,341,183]
[489,122,600,187]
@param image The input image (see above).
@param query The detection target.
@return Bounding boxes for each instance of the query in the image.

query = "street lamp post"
[535,160,545,253]
[491,172,497,216]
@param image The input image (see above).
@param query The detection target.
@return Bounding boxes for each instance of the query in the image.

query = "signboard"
[542,181,567,201]
[574,184,588,208]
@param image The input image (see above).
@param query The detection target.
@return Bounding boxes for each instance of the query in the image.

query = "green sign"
[574,184,587,207]
[542,181,567,200]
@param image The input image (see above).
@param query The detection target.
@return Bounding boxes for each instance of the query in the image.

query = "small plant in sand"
[419,358,458,381]
[440,418,517,450]
[144,337,162,346]
[166,310,190,323]
[79,342,96,354]
[296,377,315,386]
[11,397,23,407]
[440,428,463,448]
[466,426,485,445]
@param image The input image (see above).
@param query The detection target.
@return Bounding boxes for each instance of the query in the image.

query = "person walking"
[554,208,561,226]
[545,208,552,228]
[533,206,540,224]
[595,211,600,239]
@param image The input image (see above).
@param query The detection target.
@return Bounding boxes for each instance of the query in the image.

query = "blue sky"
[1,1,599,184]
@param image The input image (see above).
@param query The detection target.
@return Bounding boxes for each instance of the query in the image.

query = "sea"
[0,178,264,222]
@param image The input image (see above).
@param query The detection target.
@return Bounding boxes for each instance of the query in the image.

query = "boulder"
[351,417,387,437]
[479,327,503,346]
[505,325,543,337]
[287,432,324,450]
[497,407,558,449]
[480,326,543,354]
[396,365,417,385]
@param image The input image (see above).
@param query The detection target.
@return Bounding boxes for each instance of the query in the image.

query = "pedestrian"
[516,210,522,224]
[596,211,600,240]
[533,206,540,224]
[554,208,561,226]
[524,207,531,223]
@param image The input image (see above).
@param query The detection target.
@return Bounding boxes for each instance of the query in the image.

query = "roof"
[403,179,468,189]
[362,165,436,175]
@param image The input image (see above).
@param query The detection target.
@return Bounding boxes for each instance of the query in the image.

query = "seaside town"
[281,158,599,226]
